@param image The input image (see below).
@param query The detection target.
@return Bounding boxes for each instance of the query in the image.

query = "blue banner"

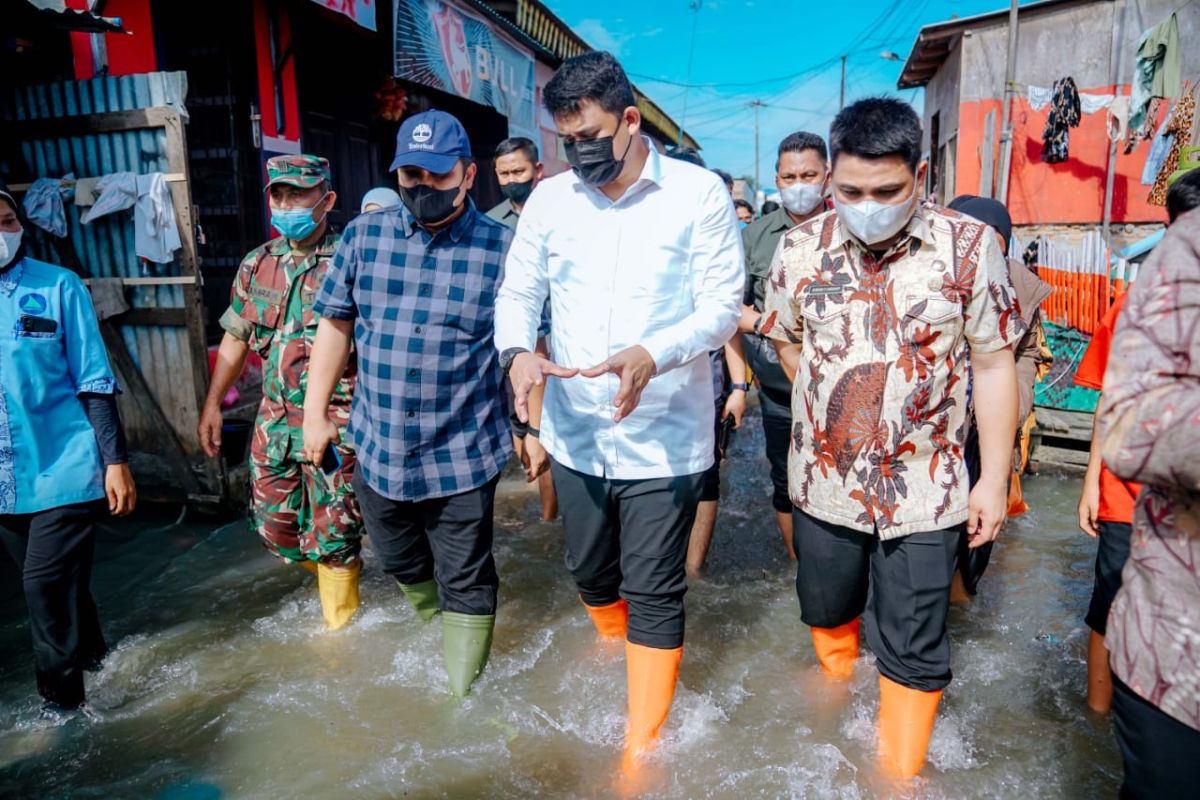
[394,0,536,136]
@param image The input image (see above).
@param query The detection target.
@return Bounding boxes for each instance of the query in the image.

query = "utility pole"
[995,0,1019,203]
[679,1,702,146]
[749,100,764,192]
[839,55,847,110]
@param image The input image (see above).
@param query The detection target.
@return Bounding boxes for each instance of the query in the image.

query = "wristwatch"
[499,347,530,375]
[730,382,750,392]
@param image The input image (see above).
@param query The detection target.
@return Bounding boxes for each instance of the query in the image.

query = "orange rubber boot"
[877,674,942,778]
[621,642,683,776]
[810,618,860,679]
[582,597,628,639]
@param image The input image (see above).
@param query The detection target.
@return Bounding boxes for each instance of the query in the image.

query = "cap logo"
[412,123,433,144]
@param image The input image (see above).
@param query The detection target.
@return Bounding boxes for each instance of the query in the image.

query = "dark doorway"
[152,0,264,342]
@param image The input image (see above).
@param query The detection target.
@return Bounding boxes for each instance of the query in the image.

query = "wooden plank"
[5,106,175,140]
[1034,407,1094,441]
[116,307,188,327]
[82,276,198,286]
[1028,443,1090,475]
[99,323,204,496]
[162,108,223,496]
[979,109,996,198]
[6,172,186,192]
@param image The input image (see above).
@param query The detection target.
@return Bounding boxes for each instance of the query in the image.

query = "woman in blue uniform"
[0,181,136,720]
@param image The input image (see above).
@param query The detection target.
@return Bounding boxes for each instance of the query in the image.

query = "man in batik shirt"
[763,98,1024,778]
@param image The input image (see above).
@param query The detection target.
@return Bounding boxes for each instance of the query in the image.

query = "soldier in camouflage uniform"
[197,155,363,630]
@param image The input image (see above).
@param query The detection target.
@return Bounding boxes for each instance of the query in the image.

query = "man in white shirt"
[494,51,742,777]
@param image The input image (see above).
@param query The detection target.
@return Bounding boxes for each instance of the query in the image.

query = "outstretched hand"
[510,352,579,423]
[580,345,657,423]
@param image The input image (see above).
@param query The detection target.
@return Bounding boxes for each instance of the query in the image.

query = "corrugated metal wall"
[0,72,205,467]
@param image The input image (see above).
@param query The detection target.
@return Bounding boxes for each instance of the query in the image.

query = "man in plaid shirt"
[303,110,512,697]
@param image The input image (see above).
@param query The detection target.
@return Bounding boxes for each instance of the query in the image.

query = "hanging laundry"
[1042,77,1081,164]
[1125,96,1164,154]
[80,172,137,224]
[22,174,74,237]
[1027,85,1054,112]
[1141,108,1175,185]
[1029,86,1112,114]
[1128,12,1181,133]
[1149,91,1195,206]
[1107,95,1131,142]
[1079,93,1114,115]
[134,173,181,263]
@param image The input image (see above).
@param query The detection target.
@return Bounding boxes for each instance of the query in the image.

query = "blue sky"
[546,0,1007,188]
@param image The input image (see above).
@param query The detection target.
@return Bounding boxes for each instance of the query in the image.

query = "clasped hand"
[509,345,657,424]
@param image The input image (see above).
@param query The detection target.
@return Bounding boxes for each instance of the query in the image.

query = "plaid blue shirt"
[315,199,513,502]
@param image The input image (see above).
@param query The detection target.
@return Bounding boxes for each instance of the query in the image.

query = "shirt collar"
[828,200,938,255]
[573,136,663,205]
[400,197,477,243]
[0,258,24,296]
[766,207,794,233]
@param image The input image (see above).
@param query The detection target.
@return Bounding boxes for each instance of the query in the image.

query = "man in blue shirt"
[303,110,512,697]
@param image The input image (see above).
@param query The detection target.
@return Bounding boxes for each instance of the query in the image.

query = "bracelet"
[730,382,750,392]
[752,313,764,336]
[527,426,541,438]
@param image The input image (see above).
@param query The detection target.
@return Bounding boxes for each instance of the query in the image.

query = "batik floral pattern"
[761,203,1024,538]
[1098,208,1200,731]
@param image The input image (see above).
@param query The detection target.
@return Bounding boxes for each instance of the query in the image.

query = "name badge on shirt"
[14,314,58,337]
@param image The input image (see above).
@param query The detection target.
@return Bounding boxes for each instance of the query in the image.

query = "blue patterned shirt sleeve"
[62,271,119,395]
[315,223,359,320]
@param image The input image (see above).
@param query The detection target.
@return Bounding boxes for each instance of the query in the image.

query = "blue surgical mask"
[271,194,328,241]
[738,220,749,230]
[0,228,22,269]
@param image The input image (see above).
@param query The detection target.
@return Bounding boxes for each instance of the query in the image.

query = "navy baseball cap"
[390,110,472,173]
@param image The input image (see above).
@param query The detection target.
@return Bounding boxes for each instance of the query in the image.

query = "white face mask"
[833,183,918,246]
[779,181,825,216]
[0,228,22,269]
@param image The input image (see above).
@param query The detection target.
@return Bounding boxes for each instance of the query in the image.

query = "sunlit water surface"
[0,404,1120,798]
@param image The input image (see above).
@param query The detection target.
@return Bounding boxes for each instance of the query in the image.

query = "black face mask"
[399,182,462,225]
[564,127,633,187]
[500,178,534,205]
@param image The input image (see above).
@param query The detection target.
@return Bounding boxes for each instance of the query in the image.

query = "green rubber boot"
[441,611,495,697]
[397,578,441,622]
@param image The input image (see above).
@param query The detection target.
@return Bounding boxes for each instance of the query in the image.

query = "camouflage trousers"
[248,420,363,566]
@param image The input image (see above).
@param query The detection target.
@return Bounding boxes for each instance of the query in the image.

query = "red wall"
[67,0,157,79]
[956,86,1170,225]
[252,0,301,151]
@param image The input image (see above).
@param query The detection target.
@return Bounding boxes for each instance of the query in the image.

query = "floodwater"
[0,403,1121,799]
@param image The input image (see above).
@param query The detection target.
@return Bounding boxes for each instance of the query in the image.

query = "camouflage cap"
[265,155,331,190]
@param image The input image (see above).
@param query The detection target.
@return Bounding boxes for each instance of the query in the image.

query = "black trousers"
[1112,678,1200,799]
[793,510,958,692]
[0,500,108,708]
[551,460,704,649]
[1085,521,1133,635]
[759,388,794,514]
[353,473,499,616]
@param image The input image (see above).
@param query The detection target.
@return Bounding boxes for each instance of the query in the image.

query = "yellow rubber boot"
[810,618,860,679]
[621,642,682,776]
[582,597,628,639]
[877,674,942,778]
[317,562,361,631]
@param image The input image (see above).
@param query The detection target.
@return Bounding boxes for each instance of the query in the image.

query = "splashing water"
[0,406,1121,798]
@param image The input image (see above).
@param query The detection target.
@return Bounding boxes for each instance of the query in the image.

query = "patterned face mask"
[833,183,917,245]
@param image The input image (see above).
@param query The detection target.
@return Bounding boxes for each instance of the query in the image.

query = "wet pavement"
[0,403,1121,798]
